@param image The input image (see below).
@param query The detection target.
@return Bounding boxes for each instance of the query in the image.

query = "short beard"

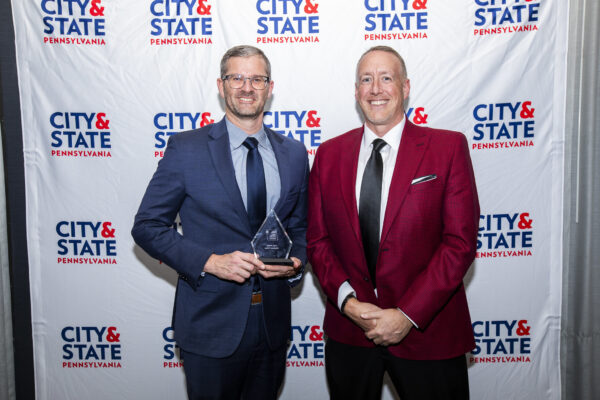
[226,96,264,120]
[229,104,262,120]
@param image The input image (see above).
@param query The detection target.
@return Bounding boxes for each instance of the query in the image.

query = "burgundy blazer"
[307,120,480,360]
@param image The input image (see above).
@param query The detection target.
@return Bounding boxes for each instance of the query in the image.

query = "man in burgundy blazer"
[307,46,480,399]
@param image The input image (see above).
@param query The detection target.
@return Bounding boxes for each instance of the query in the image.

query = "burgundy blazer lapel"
[381,121,430,244]
[339,127,364,248]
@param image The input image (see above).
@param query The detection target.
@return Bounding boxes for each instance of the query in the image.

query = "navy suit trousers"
[181,303,286,400]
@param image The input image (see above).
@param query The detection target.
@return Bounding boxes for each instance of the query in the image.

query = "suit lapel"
[207,119,252,233]
[266,128,290,215]
[340,128,364,247]
[381,121,430,244]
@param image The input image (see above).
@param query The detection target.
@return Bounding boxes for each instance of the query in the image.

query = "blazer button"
[363,276,369,281]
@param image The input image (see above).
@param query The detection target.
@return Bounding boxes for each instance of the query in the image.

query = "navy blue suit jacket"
[132,118,309,357]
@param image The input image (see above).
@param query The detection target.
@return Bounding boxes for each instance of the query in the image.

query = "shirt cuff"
[398,308,418,328]
[338,281,356,310]
[287,272,303,283]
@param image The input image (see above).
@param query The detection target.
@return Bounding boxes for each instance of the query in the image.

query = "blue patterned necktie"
[242,137,266,292]
[243,137,267,234]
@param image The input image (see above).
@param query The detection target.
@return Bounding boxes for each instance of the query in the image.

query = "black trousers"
[325,338,469,400]
[181,304,286,400]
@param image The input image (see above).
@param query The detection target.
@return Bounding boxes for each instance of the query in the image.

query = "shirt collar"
[362,116,405,151]
[225,117,267,150]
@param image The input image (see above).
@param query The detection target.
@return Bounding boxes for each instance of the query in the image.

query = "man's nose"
[370,78,382,94]
[241,78,254,90]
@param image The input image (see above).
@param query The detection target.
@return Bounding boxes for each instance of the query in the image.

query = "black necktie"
[242,137,266,234]
[243,137,266,293]
[359,138,386,289]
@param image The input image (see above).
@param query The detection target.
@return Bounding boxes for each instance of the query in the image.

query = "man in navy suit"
[132,45,309,400]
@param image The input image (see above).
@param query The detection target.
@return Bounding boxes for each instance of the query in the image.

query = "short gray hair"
[356,45,407,81]
[220,45,271,79]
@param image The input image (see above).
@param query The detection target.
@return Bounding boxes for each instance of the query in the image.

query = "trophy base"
[260,257,294,266]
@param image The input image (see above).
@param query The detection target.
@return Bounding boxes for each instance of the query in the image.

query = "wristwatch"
[341,293,356,314]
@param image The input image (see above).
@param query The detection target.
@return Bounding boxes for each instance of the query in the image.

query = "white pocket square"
[411,174,437,184]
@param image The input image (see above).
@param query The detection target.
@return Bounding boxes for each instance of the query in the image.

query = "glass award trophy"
[251,209,294,266]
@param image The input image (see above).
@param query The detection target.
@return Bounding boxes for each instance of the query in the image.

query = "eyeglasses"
[222,74,270,90]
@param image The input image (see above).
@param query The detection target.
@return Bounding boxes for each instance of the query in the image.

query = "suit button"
[363,276,369,281]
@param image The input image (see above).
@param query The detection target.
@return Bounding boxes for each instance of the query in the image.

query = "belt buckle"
[251,291,262,305]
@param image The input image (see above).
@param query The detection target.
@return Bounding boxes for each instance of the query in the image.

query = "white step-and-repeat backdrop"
[11,0,566,398]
